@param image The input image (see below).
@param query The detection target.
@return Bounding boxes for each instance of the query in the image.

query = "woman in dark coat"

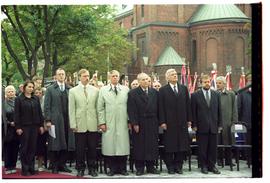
[14,81,45,176]
[3,85,20,174]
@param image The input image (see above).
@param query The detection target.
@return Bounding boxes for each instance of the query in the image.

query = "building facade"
[115,4,251,88]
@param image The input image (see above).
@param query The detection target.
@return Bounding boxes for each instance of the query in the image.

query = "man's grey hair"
[216,76,227,84]
[165,68,177,81]
[137,73,149,82]
[109,70,120,77]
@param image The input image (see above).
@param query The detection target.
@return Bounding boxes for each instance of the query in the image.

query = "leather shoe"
[168,169,175,174]
[52,168,59,174]
[225,162,235,166]
[209,167,221,174]
[29,169,38,175]
[217,161,223,166]
[107,170,114,176]
[136,170,144,176]
[77,170,84,177]
[201,167,208,174]
[88,169,98,177]
[175,168,183,174]
[120,170,129,176]
[21,171,31,176]
[147,168,160,174]
[59,166,72,173]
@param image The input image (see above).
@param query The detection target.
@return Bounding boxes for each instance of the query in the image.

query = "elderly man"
[216,76,238,166]
[128,73,160,176]
[44,68,75,174]
[97,70,130,176]
[191,74,222,174]
[159,68,192,174]
[69,69,99,177]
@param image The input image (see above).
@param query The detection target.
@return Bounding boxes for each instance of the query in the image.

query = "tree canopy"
[1,5,135,86]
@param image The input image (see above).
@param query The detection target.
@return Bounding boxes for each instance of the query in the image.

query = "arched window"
[235,37,245,68]
[141,5,144,17]
[206,38,218,68]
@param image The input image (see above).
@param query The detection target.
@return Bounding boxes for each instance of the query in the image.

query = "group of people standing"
[2,67,252,177]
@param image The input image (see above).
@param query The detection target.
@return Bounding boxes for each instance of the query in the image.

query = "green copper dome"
[155,46,186,66]
[188,4,250,25]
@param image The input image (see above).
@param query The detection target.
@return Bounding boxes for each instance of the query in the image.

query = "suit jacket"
[158,83,191,152]
[191,89,222,134]
[69,83,99,132]
[127,86,159,160]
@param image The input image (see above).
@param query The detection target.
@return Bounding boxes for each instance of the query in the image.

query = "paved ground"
[12,156,251,179]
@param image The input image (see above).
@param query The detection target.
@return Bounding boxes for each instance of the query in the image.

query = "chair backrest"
[231,122,247,134]
[231,122,249,145]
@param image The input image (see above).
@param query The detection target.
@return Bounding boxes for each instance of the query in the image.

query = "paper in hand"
[48,125,56,138]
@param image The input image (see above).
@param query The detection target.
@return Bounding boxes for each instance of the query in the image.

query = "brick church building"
[114,4,251,89]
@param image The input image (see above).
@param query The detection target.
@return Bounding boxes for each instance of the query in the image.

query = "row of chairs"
[50,122,251,173]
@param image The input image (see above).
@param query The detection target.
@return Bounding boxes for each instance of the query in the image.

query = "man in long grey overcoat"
[97,70,130,176]
[216,76,238,166]
[44,68,75,174]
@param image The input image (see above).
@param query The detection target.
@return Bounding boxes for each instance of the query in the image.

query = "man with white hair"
[159,68,192,174]
[97,70,130,176]
[216,76,238,166]
[127,73,160,176]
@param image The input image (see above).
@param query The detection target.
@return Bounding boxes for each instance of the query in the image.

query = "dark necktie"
[144,89,148,95]
[205,90,210,107]
[173,85,178,95]
[114,86,118,95]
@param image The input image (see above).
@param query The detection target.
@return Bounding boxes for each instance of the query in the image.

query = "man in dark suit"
[191,74,222,174]
[44,68,75,174]
[127,73,160,176]
[159,68,192,174]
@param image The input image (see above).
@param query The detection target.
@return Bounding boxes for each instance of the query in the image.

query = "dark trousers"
[197,133,217,169]
[75,131,98,171]
[164,151,184,171]
[4,139,20,169]
[20,126,39,172]
[135,160,155,172]
[49,150,69,170]
[106,155,127,173]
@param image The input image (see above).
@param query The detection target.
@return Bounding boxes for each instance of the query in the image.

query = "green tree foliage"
[1,5,135,86]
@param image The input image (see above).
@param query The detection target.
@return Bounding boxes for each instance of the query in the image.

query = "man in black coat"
[191,74,222,174]
[127,73,160,176]
[159,68,192,174]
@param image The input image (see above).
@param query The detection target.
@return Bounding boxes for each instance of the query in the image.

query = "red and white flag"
[181,65,187,86]
[190,72,198,94]
[210,69,217,90]
[239,67,246,89]
[187,66,193,92]
[225,72,233,90]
